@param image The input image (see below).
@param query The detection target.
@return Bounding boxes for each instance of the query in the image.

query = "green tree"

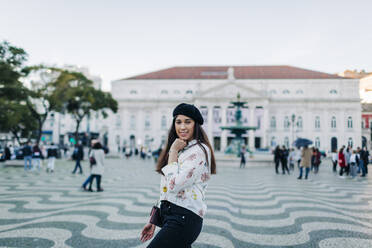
[0,41,37,143]
[53,70,118,142]
[22,66,67,145]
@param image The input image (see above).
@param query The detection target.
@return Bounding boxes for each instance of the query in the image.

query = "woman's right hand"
[140,223,155,243]
[169,138,187,153]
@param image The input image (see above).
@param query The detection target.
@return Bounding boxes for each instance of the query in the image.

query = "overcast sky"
[1,0,371,91]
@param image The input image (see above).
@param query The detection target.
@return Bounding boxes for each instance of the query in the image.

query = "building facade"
[108,66,361,153]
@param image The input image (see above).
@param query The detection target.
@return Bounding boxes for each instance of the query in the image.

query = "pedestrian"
[331,149,338,172]
[72,142,84,174]
[349,150,359,178]
[288,148,295,171]
[344,147,351,176]
[360,146,369,177]
[9,145,15,160]
[4,145,11,161]
[240,145,246,168]
[32,144,43,171]
[281,145,290,174]
[314,148,321,174]
[273,145,281,174]
[22,142,33,171]
[87,140,105,192]
[338,147,347,177]
[363,146,369,174]
[47,143,58,173]
[140,103,217,247]
[297,145,312,180]
[294,148,301,169]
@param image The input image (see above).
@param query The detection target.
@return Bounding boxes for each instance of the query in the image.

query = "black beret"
[173,103,204,125]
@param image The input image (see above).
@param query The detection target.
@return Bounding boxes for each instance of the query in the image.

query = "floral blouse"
[160,139,211,218]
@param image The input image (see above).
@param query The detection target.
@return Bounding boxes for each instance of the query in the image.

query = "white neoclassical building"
[109,66,361,153]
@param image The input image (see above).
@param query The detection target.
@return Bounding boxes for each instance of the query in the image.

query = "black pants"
[88,174,102,190]
[339,167,347,176]
[148,201,203,248]
[281,159,290,174]
[275,159,280,174]
[240,155,246,168]
[332,161,337,172]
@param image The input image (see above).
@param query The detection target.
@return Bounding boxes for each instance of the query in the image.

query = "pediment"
[197,82,266,99]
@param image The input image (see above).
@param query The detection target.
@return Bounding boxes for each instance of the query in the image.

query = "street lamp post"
[291,114,296,147]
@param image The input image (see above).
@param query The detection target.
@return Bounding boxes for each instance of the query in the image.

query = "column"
[221,104,228,152]
[262,105,268,148]
[248,105,255,151]
[207,105,214,149]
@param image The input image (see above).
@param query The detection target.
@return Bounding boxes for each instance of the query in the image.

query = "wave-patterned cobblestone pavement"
[1,158,372,247]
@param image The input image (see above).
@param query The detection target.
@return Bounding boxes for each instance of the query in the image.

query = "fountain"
[220,93,257,156]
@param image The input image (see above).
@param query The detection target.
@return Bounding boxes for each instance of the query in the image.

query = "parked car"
[14,147,24,160]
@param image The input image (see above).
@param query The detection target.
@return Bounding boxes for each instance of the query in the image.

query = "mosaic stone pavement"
[1,157,372,248]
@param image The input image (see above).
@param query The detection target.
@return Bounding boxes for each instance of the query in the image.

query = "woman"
[273,145,281,174]
[297,145,312,180]
[32,144,43,171]
[140,103,216,247]
[87,140,105,192]
[339,147,347,177]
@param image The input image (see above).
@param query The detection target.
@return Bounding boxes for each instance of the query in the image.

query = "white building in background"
[108,66,361,153]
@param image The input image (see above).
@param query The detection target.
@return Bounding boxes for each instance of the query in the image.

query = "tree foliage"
[51,70,118,142]
[0,41,37,143]
[1,41,119,145]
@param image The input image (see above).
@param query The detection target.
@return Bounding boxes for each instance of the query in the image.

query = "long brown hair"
[156,117,216,175]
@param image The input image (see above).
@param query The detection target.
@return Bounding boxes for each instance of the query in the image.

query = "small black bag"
[89,151,96,166]
[149,205,162,227]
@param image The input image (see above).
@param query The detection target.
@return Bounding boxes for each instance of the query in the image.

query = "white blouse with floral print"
[160,139,211,218]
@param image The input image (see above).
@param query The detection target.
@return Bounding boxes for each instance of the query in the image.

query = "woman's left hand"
[140,223,155,242]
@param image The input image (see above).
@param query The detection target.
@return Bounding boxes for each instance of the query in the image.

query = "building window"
[130,115,136,130]
[270,116,276,129]
[269,89,277,95]
[130,90,137,95]
[284,137,289,148]
[296,89,304,94]
[330,89,337,94]
[174,90,180,94]
[331,116,336,129]
[213,108,221,123]
[116,115,121,128]
[271,137,276,147]
[186,90,193,94]
[257,116,261,129]
[161,90,168,94]
[315,137,320,148]
[284,116,290,129]
[161,115,167,130]
[283,89,290,94]
[315,116,320,129]
[348,137,353,147]
[297,116,303,129]
[347,116,353,129]
[145,114,151,130]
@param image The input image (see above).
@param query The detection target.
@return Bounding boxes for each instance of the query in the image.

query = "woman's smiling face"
[175,115,195,141]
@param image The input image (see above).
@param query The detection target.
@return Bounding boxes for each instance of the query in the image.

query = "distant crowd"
[268,145,369,180]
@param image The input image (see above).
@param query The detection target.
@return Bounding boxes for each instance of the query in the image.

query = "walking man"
[23,142,33,171]
[72,142,84,174]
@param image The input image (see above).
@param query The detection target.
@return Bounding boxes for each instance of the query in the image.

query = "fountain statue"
[220,93,257,156]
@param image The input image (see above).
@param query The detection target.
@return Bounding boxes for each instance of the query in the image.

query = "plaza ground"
[1,156,372,247]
